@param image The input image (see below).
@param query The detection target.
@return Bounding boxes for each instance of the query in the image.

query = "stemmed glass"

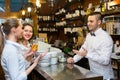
[30,39,38,59]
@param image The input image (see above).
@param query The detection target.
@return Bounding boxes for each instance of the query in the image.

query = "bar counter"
[35,62,103,80]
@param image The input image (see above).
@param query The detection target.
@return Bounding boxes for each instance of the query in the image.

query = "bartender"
[67,12,114,80]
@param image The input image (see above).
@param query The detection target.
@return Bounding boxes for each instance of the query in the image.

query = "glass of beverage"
[31,44,38,51]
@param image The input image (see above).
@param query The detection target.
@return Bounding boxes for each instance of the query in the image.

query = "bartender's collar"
[90,32,95,36]
[91,28,102,36]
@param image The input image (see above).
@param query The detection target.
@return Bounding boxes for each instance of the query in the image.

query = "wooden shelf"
[38,20,55,23]
[102,10,120,17]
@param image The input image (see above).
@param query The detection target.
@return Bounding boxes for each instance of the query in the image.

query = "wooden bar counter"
[34,62,103,80]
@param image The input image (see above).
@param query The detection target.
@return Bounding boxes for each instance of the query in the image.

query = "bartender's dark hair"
[2,18,20,35]
[88,12,102,21]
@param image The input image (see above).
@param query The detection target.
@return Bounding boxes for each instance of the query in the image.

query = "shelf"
[38,26,57,28]
[38,31,58,33]
[65,16,84,21]
[56,26,83,28]
[38,20,55,23]
[37,0,85,33]
[102,10,120,17]
[111,34,120,36]
[38,28,58,33]
[53,0,84,30]
[64,0,84,9]
[55,12,66,16]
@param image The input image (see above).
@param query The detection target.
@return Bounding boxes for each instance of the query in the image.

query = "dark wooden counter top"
[35,63,103,80]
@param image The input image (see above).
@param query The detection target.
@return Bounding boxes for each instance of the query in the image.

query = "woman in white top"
[0,18,46,80]
[19,23,34,69]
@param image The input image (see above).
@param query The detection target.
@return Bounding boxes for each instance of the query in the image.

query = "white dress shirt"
[20,42,31,69]
[1,40,27,80]
[73,28,114,79]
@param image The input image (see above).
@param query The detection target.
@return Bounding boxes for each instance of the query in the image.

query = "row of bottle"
[38,16,55,21]
[103,16,120,35]
[105,21,120,35]
[38,28,57,32]
[87,0,118,14]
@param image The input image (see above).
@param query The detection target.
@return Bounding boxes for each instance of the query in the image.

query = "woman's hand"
[33,52,47,65]
[25,52,47,75]
[24,48,35,63]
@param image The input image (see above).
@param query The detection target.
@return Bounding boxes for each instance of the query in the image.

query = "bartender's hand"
[67,57,74,63]
[73,47,87,56]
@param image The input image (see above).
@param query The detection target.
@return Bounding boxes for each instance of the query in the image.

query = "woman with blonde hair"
[0,25,5,80]
[0,25,4,55]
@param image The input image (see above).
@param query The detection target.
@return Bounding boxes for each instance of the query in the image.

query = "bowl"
[59,58,66,62]
[39,62,50,67]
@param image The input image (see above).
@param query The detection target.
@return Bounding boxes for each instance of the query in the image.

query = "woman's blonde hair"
[0,26,4,58]
[0,18,19,57]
